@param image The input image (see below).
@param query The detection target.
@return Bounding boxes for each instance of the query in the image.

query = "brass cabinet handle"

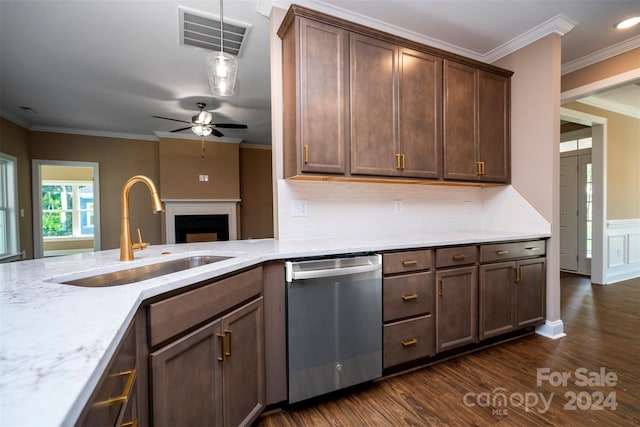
[402,260,418,266]
[496,250,509,255]
[396,153,402,169]
[401,338,418,347]
[303,145,309,163]
[217,334,225,361]
[224,330,233,357]
[525,247,541,251]
[92,369,136,408]
[121,421,138,427]
[438,280,443,296]
[476,161,485,175]
[402,293,418,301]
[514,267,522,283]
[401,154,406,170]
[452,254,465,261]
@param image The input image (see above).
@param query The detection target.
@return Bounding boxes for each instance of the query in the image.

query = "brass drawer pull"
[217,333,225,361]
[402,293,418,301]
[401,154,406,170]
[495,250,509,255]
[476,161,485,175]
[92,369,136,408]
[401,260,418,266]
[452,254,465,261]
[396,153,402,169]
[401,338,418,347]
[121,421,138,427]
[303,145,309,163]
[525,247,541,251]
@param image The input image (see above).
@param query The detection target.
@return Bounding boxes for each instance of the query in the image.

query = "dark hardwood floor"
[257,273,640,426]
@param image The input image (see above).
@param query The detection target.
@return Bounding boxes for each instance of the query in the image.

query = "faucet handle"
[131,228,148,252]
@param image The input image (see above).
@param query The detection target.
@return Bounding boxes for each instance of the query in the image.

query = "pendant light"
[206,0,238,96]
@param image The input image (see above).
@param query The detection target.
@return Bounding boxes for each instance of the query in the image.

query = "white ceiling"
[1,0,638,145]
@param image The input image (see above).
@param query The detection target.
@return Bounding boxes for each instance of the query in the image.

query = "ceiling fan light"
[206,51,237,96]
[192,124,212,136]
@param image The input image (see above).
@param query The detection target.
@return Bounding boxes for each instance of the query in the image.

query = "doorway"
[32,160,101,258]
[560,131,593,275]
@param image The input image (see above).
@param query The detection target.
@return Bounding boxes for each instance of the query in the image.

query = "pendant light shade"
[207,0,238,96]
[206,51,237,96]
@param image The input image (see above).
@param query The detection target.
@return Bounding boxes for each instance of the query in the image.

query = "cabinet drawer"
[435,245,477,268]
[383,315,433,368]
[383,249,432,275]
[383,272,433,322]
[148,267,262,347]
[480,240,546,263]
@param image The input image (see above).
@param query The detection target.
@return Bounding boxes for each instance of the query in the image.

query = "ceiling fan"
[153,102,248,137]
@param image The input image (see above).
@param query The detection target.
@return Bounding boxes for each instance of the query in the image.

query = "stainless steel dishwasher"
[285,254,382,404]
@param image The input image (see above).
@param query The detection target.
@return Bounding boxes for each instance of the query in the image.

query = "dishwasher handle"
[286,256,381,282]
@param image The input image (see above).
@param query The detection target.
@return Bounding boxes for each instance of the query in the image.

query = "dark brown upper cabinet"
[280,16,349,177]
[350,35,442,179]
[444,60,511,183]
[279,5,511,184]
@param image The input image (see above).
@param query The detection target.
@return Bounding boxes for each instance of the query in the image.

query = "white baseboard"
[535,320,566,339]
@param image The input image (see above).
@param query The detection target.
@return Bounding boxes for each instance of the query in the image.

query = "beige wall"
[0,118,33,258]
[158,137,240,200]
[561,48,640,92]
[563,102,640,220]
[240,146,273,239]
[493,34,562,325]
[29,131,161,251]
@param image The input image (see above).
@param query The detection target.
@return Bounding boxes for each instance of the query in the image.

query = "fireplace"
[163,200,239,244]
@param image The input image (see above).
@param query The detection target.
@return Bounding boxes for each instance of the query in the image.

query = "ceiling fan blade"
[213,123,248,129]
[153,115,191,124]
[170,126,193,132]
[212,128,224,137]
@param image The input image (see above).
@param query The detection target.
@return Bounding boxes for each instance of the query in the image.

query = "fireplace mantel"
[162,199,239,244]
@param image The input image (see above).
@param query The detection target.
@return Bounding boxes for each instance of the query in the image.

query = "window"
[560,137,592,153]
[0,153,20,260]
[585,162,593,259]
[42,181,94,238]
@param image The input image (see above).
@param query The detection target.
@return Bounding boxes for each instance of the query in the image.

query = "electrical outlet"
[394,200,403,214]
[292,200,309,217]
[464,201,471,215]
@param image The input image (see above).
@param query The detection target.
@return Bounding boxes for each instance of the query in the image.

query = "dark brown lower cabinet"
[479,258,546,340]
[150,297,265,427]
[435,266,478,352]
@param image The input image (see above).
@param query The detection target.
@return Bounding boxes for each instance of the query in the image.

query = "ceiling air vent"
[179,7,251,57]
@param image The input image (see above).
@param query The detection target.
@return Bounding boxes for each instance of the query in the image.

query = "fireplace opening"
[175,214,229,243]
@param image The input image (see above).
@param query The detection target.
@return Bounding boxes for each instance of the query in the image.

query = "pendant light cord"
[219,0,224,54]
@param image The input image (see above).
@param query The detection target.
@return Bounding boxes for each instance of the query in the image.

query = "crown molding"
[483,14,576,63]
[562,35,640,75]
[0,111,32,129]
[29,125,158,141]
[577,95,640,119]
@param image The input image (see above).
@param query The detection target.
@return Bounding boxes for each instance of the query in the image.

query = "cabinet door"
[516,258,546,328]
[479,261,515,340]
[398,48,442,179]
[435,266,478,352]
[443,60,478,181]
[350,33,398,176]
[297,18,348,174]
[150,319,223,427]
[478,71,510,183]
[221,298,265,427]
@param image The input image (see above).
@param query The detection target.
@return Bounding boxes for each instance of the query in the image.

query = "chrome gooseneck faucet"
[120,175,164,261]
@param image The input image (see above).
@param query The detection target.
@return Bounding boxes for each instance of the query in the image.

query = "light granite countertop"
[0,232,549,427]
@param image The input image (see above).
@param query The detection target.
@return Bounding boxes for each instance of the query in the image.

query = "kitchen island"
[0,232,549,427]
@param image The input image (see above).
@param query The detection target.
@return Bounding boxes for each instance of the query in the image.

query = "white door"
[560,155,579,271]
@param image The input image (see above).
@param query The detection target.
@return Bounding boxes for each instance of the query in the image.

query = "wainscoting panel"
[606,219,640,283]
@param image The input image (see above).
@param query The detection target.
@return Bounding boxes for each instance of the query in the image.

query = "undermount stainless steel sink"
[61,255,232,287]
